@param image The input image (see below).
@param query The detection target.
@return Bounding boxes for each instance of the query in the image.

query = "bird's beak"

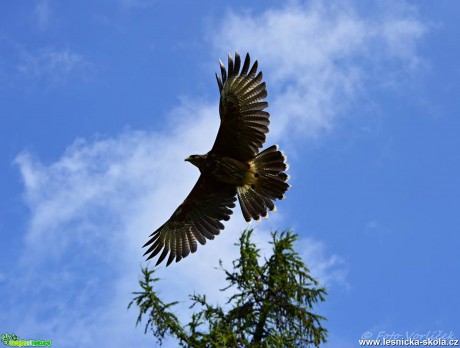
[185,156,191,162]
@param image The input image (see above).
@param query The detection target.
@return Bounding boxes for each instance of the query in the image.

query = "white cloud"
[211,0,426,143]
[299,237,349,288]
[35,0,51,30]
[17,48,90,82]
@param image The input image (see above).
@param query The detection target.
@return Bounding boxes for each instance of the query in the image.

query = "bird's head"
[185,154,207,169]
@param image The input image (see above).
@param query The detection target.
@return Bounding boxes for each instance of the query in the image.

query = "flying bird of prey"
[143,52,290,266]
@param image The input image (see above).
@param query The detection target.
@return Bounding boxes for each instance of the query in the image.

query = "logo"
[1,333,52,347]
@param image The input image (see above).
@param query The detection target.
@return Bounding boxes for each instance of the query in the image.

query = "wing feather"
[143,175,237,266]
[210,52,270,161]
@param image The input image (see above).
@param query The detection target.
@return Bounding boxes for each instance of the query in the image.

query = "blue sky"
[1,0,459,346]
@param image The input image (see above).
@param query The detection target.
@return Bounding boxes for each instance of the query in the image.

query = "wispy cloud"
[35,0,51,30]
[212,1,426,142]
[299,237,349,288]
[0,35,90,87]
[119,0,156,9]
[17,48,90,82]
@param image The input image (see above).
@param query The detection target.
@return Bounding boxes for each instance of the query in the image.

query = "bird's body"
[144,52,290,266]
[187,154,251,186]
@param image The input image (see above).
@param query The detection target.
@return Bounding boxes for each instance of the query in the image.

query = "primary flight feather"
[143,52,290,266]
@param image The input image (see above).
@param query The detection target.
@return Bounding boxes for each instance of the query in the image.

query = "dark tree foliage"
[129,229,328,347]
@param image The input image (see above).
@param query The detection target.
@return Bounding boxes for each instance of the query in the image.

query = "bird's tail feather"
[237,145,290,222]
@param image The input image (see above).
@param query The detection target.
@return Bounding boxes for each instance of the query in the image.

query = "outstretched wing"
[210,52,270,161]
[143,176,237,266]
